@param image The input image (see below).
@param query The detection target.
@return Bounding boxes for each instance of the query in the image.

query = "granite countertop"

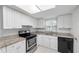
[57,33,74,38]
[0,31,74,49]
[0,35,25,48]
[32,31,74,38]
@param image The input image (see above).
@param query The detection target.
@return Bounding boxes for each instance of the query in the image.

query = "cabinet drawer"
[7,40,25,53]
[0,47,6,53]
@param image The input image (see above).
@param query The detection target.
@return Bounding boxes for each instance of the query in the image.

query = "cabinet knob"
[75,38,77,40]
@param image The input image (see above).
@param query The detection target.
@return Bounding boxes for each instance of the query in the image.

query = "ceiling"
[16,5,56,14]
[31,5,77,19]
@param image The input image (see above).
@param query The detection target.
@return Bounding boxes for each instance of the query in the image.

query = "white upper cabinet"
[3,6,15,29]
[57,16,64,28]
[36,19,46,28]
[57,14,72,28]
[14,10,22,28]
[63,15,72,28]
[57,14,72,33]
[3,6,37,29]
[3,6,22,29]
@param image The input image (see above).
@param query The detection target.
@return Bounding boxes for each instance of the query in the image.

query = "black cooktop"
[19,33,37,39]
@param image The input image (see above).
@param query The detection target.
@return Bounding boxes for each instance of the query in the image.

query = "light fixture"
[17,5,56,14]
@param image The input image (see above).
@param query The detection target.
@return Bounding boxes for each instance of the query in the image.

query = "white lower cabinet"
[50,37,58,50]
[37,35,44,46]
[37,35,50,48]
[7,40,26,53]
[43,38,50,48]
[7,44,18,53]
[37,35,58,50]
[0,47,6,53]
[16,40,26,53]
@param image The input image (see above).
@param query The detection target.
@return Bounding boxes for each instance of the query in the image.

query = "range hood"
[21,25,32,30]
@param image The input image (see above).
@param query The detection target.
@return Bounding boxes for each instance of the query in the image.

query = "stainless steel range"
[18,30,37,53]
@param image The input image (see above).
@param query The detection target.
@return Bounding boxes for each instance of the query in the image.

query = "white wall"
[0,6,3,37]
[71,6,79,53]
[0,6,37,37]
[71,6,79,37]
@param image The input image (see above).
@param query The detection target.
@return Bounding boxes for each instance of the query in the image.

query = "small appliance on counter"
[18,30,37,53]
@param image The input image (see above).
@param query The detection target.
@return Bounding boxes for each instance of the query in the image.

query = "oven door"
[27,37,37,50]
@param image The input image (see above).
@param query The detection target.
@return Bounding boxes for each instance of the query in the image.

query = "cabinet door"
[37,35,44,46]
[15,40,26,53]
[50,37,57,50]
[3,6,15,29]
[37,35,57,49]
[14,10,22,28]
[0,47,6,53]
[43,37,50,48]
[37,35,50,48]
[7,44,17,53]
[57,16,64,28]
[63,15,71,28]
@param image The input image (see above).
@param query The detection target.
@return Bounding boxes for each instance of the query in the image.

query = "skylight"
[17,5,56,14]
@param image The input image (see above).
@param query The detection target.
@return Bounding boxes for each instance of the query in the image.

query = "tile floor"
[34,45,58,53]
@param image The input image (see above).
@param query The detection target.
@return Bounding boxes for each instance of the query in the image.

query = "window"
[46,18,57,32]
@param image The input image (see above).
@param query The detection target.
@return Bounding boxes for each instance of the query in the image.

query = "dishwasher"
[58,37,73,53]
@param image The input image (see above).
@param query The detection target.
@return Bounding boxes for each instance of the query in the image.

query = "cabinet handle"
[75,38,77,40]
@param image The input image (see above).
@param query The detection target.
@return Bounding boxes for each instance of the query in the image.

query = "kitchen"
[0,5,79,53]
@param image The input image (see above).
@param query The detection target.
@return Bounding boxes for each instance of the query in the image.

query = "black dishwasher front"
[58,37,73,53]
